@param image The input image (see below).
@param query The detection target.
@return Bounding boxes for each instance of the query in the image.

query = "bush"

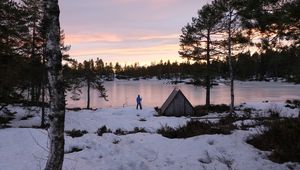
[247,118,300,163]
[65,146,83,154]
[114,127,147,136]
[112,139,120,144]
[96,125,112,136]
[139,118,147,122]
[194,104,230,116]
[114,128,127,135]
[157,120,234,139]
[20,114,34,120]
[65,129,88,138]
[0,108,15,128]
[285,99,300,109]
[131,127,147,133]
[219,114,238,125]
[0,116,13,128]
[267,104,282,118]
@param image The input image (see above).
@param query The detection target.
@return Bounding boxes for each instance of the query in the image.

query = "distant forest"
[64,46,300,82]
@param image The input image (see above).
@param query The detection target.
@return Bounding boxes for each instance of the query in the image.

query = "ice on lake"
[66,80,300,108]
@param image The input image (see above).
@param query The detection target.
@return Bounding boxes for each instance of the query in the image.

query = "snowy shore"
[0,102,299,170]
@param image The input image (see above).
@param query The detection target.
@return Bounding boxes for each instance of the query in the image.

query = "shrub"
[210,104,230,113]
[114,128,127,135]
[0,116,13,128]
[65,146,83,154]
[139,118,147,122]
[285,99,300,109]
[247,118,300,163]
[0,107,15,128]
[219,114,238,125]
[193,106,208,116]
[157,120,233,139]
[112,139,120,144]
[65,129,88,138]
[113,127,147,136]
[20,114,34,120]
[96,125,112,136]
[131,127,147,133]
[194,104,230,116]
[267,105,282,118]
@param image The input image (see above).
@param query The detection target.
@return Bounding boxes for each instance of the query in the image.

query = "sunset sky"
[59,0,212,65]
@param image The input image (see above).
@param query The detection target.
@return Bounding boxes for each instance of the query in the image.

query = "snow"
[0,102,299,170]
[65,107,189,133]
[239,101,299,118]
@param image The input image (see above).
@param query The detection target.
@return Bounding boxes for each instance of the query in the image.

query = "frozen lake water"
[66,80,300,108]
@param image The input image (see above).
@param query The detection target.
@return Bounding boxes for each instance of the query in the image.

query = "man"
[136,94,142,110]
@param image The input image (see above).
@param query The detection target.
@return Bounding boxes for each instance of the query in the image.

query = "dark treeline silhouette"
[70,46,299,83]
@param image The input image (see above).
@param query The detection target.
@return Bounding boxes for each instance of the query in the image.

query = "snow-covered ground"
[0,102,299,170]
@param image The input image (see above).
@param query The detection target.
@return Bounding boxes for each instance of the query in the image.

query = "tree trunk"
[30,20,37,104]
[87,79,90,109]
[228,10,234,114]
[43,0,65,170]
[41,54,46,128]
[205,30,211,109]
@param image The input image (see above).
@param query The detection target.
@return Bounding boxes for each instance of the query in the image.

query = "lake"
[66,80,300,108]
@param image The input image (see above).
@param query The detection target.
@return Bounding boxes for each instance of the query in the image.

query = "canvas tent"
[160,88,194,116]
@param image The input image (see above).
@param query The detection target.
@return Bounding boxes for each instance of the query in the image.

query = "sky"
[59,0,212,66]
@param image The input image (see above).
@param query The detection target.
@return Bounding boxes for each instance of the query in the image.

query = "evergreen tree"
[179,3,223,107]
[84,60,107,109]
[20,0,44,104]
[0,0,28,103]
[67,59,107,109]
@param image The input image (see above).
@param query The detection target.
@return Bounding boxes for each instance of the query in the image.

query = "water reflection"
[66,80,300,108]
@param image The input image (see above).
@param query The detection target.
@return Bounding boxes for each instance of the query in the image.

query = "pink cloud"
[69,43,179,57]
[65,33,123,44]
[138,34,179,40]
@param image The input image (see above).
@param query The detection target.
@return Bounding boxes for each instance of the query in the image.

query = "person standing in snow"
[136,94,142,110]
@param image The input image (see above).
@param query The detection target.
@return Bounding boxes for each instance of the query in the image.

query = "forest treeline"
[68,46,299,82]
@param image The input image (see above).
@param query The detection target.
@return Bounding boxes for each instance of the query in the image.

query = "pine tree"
[0,0,29,103]
[82,60,107,109]
[179,3,223,108]
[21,0,44,105]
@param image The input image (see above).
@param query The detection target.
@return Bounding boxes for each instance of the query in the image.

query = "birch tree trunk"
[43,0,65,169]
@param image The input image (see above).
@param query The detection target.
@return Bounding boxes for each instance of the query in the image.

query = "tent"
[160,88,194,116]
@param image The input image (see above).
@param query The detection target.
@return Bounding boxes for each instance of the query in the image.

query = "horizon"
[59,0,212,65]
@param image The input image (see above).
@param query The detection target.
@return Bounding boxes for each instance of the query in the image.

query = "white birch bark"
[43,0,65,169]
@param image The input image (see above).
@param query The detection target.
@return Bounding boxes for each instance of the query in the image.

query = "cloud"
[65,32,179,45]
[138,34,179,40]
[69,43,179,57]
[59,0,213,65]
[65,33,123,44]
